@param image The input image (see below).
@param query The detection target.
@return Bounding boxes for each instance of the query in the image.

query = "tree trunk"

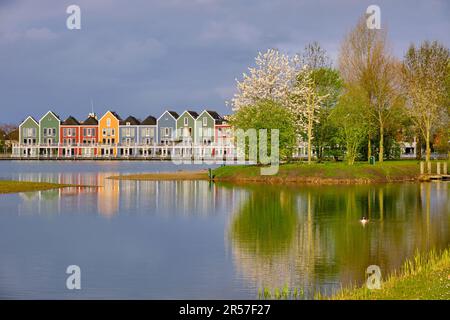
[379,126,384,163]
[367,136,371,162]
[307,122,312,164]
[425,129,431,163]
[416,133,422,160]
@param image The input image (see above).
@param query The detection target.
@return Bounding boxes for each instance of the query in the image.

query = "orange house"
[98,111,121,156]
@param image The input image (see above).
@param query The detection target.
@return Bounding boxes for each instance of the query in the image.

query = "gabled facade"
[19,116,39,145]
[39,111,60,156]
[196,110,222,145]
[80,114,98,157]
[139,115,157,145]
[98,111,121,156]
[176,110,198,143]
[157,111,178,144]
[60,116,81,157]
[119,116,140,145]
[118,116,141,157]
[39,111,60,145]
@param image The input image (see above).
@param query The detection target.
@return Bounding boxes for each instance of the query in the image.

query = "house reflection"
[15,172,238,218]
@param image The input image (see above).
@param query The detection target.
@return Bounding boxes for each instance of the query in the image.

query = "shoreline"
[330,248,450,300]
[0,180,100,194]
[107,161,450,185]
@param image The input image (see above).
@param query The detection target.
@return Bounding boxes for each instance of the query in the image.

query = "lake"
[0,161,448,299]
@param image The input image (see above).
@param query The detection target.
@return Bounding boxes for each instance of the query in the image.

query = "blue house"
[157,111,179,144]
[139,115,157,145]
[119,116,140,145]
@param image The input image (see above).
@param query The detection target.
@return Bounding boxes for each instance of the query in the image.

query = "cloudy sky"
[1,0,449,123]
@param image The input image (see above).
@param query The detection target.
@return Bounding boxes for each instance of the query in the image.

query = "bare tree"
[339,16,402,162]
[402,41,450,162]
[301,41,331,69]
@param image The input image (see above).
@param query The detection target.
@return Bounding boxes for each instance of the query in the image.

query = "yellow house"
[98,111,121,156]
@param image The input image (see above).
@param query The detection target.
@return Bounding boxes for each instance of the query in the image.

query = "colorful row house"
[15,108,233,158]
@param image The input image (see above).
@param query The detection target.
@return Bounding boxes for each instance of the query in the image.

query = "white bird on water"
[360,216,369,225]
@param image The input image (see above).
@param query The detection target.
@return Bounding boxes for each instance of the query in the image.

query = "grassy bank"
[332,248,450,300]
[258,248,450,300]
[0,180,75,194]
[212,160,448,184]
[107,160,449,184]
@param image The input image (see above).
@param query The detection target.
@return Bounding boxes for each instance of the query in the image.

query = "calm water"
[0,161,449,299]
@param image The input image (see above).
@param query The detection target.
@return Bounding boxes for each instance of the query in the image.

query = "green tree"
[402,41,450,162]
[229,99,297,161]
[310,68,343,161]
[331,86,368,165]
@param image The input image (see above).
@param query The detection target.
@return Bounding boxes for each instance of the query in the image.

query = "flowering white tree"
[230,48,328,164]
[289,66,328,164]
[230,49,301,111]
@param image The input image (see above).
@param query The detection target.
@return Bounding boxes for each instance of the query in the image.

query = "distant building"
[157,110,179,145]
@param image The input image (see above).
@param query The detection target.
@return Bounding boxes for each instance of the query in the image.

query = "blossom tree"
[230,48,301,111]
[289,66,328,164]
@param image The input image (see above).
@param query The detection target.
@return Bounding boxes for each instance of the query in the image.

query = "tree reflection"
[227,182,450,298]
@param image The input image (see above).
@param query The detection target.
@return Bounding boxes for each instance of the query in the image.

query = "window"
[106,118,111,127]
[203,117,207,126]
[111,129,115,136]
[165,127,169,136]
[43,128,47,136]
[184,117,188,126]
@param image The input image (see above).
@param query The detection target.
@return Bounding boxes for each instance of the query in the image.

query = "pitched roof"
[110,111,122,121]
[39,110,60,122]
[205,110,222,120]
[120,116,141,125]
[141,115,157,125]
[200,110,224,124]
[62,116,80,126]
[168,111,179,119]
[82,115,98,125]
[185,110,199,119]
[20,116,39,126]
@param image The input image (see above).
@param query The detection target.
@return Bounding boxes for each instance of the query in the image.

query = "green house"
[19,116,40,145]
[176,110,198,142]
[196,110,223,145]
[39,111,60,145]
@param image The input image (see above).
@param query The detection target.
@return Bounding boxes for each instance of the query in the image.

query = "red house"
[79,113,99,157]
[60,116,81,157]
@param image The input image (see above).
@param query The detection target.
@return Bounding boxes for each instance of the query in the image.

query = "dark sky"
[1,0,449,123]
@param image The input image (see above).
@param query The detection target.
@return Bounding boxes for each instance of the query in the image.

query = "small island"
[108,160,449,184]
[0,180,95,194]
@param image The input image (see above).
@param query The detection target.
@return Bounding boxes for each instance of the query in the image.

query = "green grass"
[0,180,73,194]
[213,160,449,184]
[332,248,450,300]
[258,248,450,300]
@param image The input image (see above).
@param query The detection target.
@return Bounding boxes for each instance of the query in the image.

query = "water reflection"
[227,182,450,298]
[3,169,449,299]
[12,172,238,218]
